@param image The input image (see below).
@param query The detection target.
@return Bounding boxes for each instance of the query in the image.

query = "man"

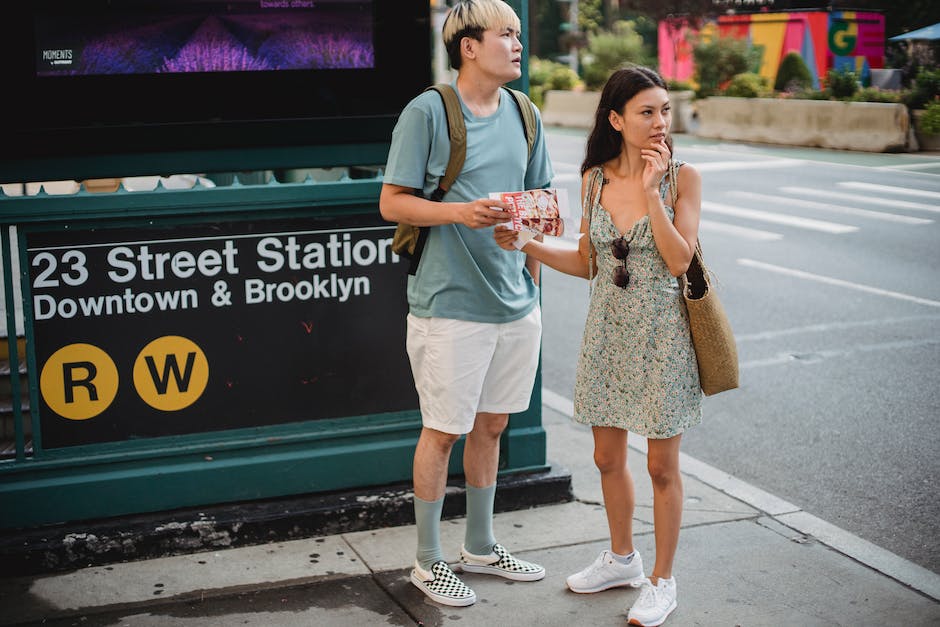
[379,0,553,608]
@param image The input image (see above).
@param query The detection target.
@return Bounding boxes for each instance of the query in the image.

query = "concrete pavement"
[1,398,938,626]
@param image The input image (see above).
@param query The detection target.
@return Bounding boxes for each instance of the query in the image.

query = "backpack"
[390,83,539,275]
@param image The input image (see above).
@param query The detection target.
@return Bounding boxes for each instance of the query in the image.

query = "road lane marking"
[878,161,940,171]
[737,258,940,308]
[837,181,940,201]
[727,191,932,225]
[540,386,940,600]
[780,187,940,213]
[703,201,858,234]
[735,314,940,342]
[698,219,783,241]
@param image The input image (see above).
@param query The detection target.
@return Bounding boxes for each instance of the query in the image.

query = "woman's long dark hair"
[580,66,670,175]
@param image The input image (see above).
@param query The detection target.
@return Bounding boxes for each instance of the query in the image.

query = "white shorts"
[406,306,542,435]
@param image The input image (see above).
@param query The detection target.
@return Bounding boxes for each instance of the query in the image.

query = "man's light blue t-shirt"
[383,86,554,323]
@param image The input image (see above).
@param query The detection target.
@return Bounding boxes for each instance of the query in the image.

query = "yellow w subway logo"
[134,337,209,411]
[40,336,209,420]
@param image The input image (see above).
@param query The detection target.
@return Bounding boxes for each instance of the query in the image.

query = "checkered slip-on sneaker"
[410,560,476,607]
[459,543,546,581]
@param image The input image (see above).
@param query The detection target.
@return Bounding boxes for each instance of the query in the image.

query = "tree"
[581,20,653,89]
[616,0,716,28]
[693,36,764,97]
[774,51,814,92]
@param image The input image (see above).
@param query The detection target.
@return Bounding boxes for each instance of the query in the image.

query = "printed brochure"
[489,188,576,245]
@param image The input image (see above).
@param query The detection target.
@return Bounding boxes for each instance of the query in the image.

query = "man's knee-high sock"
[415,495,445,569]
[464,483,497,555]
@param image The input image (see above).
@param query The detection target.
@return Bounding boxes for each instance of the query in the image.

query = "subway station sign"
[27,214,417,448]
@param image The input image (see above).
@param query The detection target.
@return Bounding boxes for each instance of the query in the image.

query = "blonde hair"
[442,0,521,69]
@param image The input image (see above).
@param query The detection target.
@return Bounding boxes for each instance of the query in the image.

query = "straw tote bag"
[670,159,739,396]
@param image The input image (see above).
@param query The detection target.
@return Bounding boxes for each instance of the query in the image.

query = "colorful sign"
[659,11,885,88]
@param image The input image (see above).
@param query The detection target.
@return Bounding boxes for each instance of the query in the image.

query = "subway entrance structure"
[0,0,569,573]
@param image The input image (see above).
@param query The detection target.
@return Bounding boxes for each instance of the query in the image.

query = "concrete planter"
[541,89,697,133]
[542,90,600,129]
[695,97,913,152]
[912,109,940,152]
[669,90,695,133]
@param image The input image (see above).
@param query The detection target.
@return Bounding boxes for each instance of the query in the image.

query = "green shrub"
[528,56,580,107]
[548,65,580,90]
[529,85,546,109]
[850,87,904,103]
[905,67,940,109]
[528,56,555,88]
[580,20,651,90]
[774,52,814,92]
[723,72,770,98]
[693,36,764,97]
[827,68,859,99]
[920,101,940,135]
[666,79,695,92]
[790,88,830,100]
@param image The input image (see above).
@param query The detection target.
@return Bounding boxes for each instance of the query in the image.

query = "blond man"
[379,0,553,607]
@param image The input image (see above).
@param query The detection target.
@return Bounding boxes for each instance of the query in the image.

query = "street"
[539,128,940,575]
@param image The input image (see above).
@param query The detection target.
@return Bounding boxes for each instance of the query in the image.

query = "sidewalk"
[1,400,938,626]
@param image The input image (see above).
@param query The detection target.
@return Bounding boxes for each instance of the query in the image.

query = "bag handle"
[585,166,604,286]
[671,158,711,300]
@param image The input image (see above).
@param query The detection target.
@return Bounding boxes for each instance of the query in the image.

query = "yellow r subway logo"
[39,336,209,420]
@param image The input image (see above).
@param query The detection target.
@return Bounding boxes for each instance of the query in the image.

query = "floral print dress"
[573,164,702,439]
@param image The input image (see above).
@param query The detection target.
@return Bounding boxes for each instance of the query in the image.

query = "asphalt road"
[538,129,940,575]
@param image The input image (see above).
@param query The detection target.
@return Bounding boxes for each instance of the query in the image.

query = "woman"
[495,66,702,627]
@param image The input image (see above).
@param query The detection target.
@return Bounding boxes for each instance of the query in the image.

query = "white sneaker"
[628,577,677,626]
[410,560,476,607]
[565,550,645,593]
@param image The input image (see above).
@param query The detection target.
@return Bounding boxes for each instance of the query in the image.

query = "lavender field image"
[36,2,373,76]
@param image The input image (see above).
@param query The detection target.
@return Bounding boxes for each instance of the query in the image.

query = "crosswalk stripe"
[735,314,940,342]
[780,187,940,213]
[695,159,801,172]
[727,191,932,225]
[837,181,940,201]
[698,219,783,241]
[737,258,940,308]
[703,201,858,234]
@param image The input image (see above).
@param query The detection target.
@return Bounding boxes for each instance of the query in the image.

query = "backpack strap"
[426,84,467,201]
[402,84,466,275]
[405,84,535,275]
[503,87,538,159]
[426,84,536,199]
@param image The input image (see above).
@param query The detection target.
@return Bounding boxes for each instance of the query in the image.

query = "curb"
[0,465,572,577]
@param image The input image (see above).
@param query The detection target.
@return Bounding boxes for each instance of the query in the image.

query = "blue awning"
[889,22,940,41]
